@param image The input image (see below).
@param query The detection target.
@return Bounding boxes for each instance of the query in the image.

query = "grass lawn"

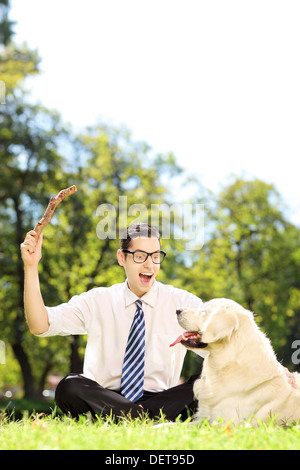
[1,405,300,450]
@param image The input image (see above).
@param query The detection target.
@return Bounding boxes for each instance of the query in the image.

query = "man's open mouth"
[139,272,153,284]
[169,331,208,349]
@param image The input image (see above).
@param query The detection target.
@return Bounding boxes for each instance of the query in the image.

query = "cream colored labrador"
[171,298,300,425]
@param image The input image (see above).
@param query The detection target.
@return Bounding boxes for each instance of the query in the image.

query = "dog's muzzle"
[172,308,208,349]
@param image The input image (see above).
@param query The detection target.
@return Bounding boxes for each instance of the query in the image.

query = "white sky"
[9,0,300,225]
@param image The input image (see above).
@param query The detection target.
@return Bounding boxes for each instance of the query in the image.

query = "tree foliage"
[0,0,15,46]
[1,2,299,400]
[179,178,300,369]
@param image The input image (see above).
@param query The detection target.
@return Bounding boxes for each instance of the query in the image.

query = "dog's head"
[170,298,251,351]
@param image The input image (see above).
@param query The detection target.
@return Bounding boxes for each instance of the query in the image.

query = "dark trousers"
[55,373,199,422]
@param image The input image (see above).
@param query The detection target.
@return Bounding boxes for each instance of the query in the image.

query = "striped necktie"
[120,299,145,402]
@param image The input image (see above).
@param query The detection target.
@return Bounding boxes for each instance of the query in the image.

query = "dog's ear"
[201,311,239,343]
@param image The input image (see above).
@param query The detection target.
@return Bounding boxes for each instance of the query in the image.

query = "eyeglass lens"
[133,251,164,264]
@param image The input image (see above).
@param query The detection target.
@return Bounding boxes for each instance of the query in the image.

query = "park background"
[0,0,300,407]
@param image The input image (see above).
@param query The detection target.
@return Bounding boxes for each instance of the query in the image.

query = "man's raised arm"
[20,230,49,335]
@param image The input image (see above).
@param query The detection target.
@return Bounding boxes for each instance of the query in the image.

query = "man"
[20,223,204,421]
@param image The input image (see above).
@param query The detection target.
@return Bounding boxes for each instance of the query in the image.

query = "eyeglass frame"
[121,249,167,264]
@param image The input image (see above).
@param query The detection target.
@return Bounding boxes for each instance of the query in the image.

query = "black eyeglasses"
[122,249,166,264]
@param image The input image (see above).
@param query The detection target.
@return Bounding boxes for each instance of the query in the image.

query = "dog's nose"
[176,308,183,315]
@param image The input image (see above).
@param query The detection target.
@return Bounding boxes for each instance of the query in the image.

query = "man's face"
[117,237,161,298]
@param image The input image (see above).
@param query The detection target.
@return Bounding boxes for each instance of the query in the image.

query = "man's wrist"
[24,263,40,276]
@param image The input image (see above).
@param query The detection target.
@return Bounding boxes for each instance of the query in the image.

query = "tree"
[0,8,74,395]
[0,0,15,46]
[180,177,300,370]
[0,96,71,397]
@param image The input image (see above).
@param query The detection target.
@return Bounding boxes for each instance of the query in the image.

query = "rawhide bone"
[33,185,77,237]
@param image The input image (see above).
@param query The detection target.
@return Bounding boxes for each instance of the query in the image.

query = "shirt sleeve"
[36,290,92,337]
[175,287,204,310]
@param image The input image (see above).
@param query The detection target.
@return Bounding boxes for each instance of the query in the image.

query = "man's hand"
[20,231,43,267]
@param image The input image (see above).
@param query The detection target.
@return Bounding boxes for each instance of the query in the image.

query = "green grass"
[1,410,300,450]
[0,398,58,420]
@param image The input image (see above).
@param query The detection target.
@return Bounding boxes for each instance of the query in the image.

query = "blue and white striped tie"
[120,299,145,402]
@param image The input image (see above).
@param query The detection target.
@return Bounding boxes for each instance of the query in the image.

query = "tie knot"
[136,299,143,310]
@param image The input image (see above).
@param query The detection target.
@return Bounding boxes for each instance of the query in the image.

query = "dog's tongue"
[169,332,197,347]
[169,334,184,347]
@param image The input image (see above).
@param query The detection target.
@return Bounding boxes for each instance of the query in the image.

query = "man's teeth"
[141,273,152,276]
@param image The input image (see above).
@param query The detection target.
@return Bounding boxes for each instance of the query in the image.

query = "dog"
[170,298,300,425]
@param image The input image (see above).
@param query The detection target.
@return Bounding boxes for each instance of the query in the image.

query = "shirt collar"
[124,279,158,308]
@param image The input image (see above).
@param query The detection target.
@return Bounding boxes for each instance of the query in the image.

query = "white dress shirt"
[38,280,203,392]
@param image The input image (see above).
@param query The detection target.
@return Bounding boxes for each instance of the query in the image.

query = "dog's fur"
[176,298,300,424]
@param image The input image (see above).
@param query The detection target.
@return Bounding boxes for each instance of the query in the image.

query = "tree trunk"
[70,335,84,373]
[38,356,54,396]
[12,342,39,399]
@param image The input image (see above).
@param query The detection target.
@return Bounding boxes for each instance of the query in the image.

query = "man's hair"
[120,223,160,251]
